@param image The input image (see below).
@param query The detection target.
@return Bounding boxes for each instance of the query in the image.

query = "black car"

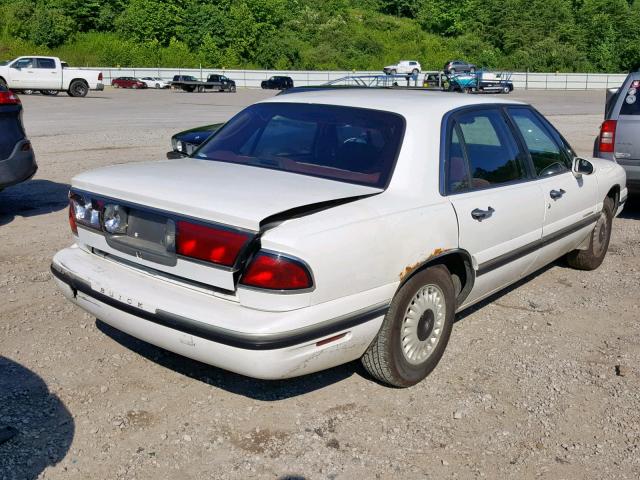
[0,86,37,191]
[167,123,224,158]
[443,60,476,74]
[261,76,294,90]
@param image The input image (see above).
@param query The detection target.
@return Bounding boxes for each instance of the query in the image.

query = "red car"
[111,77,147,89]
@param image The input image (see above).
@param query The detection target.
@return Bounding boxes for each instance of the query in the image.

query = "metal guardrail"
[85,67,629,90]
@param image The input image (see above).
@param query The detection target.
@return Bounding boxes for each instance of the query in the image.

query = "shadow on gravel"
[0,179,69,226]
[619,196,640,220]
[0,356,74,478]
[96,321,358,400]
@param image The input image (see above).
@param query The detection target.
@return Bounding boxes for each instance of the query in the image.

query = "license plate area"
[105,208,177,266]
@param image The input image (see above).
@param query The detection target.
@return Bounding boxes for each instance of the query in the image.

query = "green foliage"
[1,0,639,71]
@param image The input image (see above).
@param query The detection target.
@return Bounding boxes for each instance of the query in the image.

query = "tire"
[68,80,89,97]
[0,77,7,88]
[390,69,397,75]
[502,86,510,94]
[412,69,419,75]
[229,85,236,93]
[40,90,59,96]
[450,68,456,74]
[566,197,614,271]
[155,83,160,89]
[361,265,455,387]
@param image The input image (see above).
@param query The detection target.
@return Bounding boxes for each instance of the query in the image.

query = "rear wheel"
[68,80,89,97]
[0,78,7,88]
[361,266,455,387]
[412,69,419,75]
[502,86,511,94]
[229,84,236,93]
[155,83,160,89]
[566,197,614,270]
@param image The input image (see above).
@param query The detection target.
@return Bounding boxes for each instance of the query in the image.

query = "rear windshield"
[195,102,405,188]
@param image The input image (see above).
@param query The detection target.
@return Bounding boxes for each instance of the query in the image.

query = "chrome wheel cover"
[401,284,446,365]
[593,210,609,256]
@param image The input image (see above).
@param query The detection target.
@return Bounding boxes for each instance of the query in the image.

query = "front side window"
[508,107,569,177]
[451,109,526,190]
[12,58,33,69]
[196,103,405,188]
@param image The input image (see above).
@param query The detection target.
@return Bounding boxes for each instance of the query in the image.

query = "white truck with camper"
[0,56,104,97]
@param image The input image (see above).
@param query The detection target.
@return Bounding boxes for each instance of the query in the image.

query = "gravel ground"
[1,88,639,480]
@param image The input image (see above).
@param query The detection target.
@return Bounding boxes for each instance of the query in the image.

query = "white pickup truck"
[0,56,103,97]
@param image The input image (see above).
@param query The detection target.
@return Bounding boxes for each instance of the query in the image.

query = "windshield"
[195,102,405,188]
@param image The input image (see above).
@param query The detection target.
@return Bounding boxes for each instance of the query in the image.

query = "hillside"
[1,0,639,72]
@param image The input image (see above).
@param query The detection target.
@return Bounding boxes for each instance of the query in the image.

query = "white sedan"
[52,90,627,387]
[140,77,169,89]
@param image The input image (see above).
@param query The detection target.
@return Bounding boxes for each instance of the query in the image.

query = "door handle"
[471,206,495,221]
[550,189,566,200]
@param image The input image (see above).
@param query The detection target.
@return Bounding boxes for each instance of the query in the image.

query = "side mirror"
[166,150,187,159]
[573,157,594,176]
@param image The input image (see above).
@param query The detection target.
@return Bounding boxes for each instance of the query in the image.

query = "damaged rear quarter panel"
[259,192,460,307]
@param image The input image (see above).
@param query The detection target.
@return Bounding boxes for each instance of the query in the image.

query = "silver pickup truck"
[594,72,640,195]
[0,56,104,97]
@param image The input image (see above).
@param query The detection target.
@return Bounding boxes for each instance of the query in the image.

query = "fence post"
[585,72,589,90]
[525,69,529,90]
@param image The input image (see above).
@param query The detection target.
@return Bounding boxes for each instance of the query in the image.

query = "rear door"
[507,107,598,272]
[445,107,545,306]
[33,58,60,89]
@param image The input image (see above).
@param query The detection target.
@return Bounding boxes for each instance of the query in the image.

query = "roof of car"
[259,88,525,117]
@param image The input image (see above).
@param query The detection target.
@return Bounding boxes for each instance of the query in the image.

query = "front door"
[444,107,545,307]
[506,107,599,272]
[9,58,38,89]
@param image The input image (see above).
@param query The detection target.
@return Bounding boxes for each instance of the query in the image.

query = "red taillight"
[176,221,250,267]
[98,72,103,81]
[68,201,78,235]
[0,91,20,105]
[599,120,617,153]
[241,252,313,290]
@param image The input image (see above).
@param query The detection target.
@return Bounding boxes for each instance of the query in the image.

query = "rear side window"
[36,58,56,69]
[620,84,640,115]
[448,109,526,191]
[508,107,569,177]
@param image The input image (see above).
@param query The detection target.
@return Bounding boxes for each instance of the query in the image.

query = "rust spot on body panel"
[399,248,450,281]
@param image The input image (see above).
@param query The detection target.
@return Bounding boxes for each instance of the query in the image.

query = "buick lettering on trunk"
[52,90,628,387]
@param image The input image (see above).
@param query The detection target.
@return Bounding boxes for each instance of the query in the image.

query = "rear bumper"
[51,246,387,379]
[0,140,37,189]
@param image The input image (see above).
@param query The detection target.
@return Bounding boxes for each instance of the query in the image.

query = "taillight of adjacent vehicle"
[598,120,617,153]
[0,91,21,105]
[98,72,103,81]
[176,221,251,267]
[240,252,313,291]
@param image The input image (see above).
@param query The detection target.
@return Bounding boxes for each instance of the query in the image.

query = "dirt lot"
[1,88,639,480]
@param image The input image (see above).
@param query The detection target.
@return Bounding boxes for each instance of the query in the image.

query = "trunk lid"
[72,159,380,291]
[72,159,381,231]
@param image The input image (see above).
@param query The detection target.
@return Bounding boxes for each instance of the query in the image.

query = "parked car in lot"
[52,90,626,387]
[167,123,224,158]
[112,77,147,89]
[594,71,640,195]
[444,60,477,74]
[0,56,103,97]
[140,77,170,89]
[261,76,293,90]
[0,87,37,191]
[383,60,421,75]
